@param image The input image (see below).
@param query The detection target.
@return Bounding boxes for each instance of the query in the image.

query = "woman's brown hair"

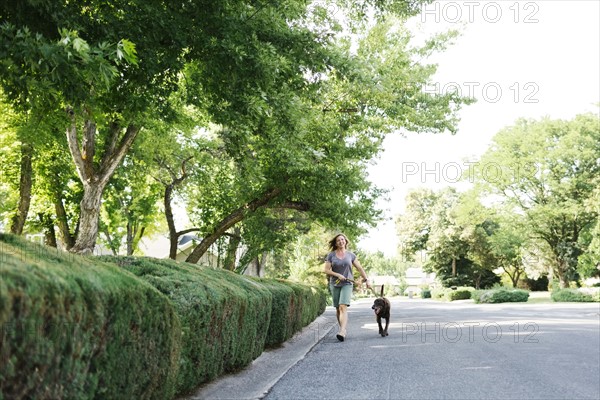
[328,233,350,252]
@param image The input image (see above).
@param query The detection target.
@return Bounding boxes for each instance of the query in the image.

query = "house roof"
[178,234,200,247]
[370,275,400,285]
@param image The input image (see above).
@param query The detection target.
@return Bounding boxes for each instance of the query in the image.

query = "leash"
[334,278,354,285]
[334,278,382,298]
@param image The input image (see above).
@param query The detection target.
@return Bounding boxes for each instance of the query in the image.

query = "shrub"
[99,256,272,396]
[447,289,472,301]
[277,280,326,330]
[1,235,328,399]
[551,288,599,302]
[430,287,474,301]
[0,234,181,400]
[255,279,296,347]
[472,288,529,303]
[256,279,325,348]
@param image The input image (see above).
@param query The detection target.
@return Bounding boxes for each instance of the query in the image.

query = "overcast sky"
[358,0,600,256]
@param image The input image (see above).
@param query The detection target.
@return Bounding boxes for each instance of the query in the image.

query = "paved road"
[190,298,600,400]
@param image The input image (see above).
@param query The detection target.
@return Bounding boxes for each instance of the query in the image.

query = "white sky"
[358,0,600,256]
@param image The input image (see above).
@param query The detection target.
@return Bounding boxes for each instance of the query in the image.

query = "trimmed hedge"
[0,233,181,400]
[472,288,529,303]
[98,256,272,395]
[431,287,474,301]
[447,289,472,301]
[257,279,327,348]
[551,288,600,302]
[1,234,327,399]
[257,279,296,347]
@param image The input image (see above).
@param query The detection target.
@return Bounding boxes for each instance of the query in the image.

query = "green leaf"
[117,39,138,66]
[72,37,90,55]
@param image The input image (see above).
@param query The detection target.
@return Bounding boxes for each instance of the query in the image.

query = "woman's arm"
[353,258,371,288]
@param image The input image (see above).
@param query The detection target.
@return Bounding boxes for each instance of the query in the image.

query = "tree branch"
[82,119,96,178]
[99,124,140,186]
[65,108,88,184]
[185,187,282,263]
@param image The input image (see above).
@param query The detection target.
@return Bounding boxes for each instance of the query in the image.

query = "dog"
[371,284,390,337]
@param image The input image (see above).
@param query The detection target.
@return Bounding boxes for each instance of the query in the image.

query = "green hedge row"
[0,234,327,399]
[472,288,529,303]
[0,234,181,400]
[431,287,474,301]
[551,288,600,302]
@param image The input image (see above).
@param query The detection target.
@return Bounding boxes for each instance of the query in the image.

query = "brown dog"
[371,285,390,337]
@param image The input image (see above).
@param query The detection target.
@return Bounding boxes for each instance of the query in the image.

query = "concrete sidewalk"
[184,306,339,400]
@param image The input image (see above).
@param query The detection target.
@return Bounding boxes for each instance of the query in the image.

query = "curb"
[185,308,337,400]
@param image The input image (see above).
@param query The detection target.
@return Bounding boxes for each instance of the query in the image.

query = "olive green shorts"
[330,284,352,308]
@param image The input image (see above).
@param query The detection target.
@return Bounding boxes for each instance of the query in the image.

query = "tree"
[455,196,529,288]
[0,17,139,253]
[475,114,600,287]
[396,188,501,289]
[577,180,600,278]
[1,0,468,260]
[397,188,439,261]
[359,250,408,279]
[100,152,164,255]
[183,15,469,263]
[2,0,340,253]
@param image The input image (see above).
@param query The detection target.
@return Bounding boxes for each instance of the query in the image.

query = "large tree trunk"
[185,187,282,264]
[224,228,242,271]
[126,219,134,256]
[160,156,193,259]
[54,195,76,250]
[126,220,144,256]
[511,268,523,288]
[70,183,105,254]
[451,257,457,276]
[10,143,33,235]
[38,212,57,247]
[244,252,269,277]
[66,110,140,254]
[164,183,180,259]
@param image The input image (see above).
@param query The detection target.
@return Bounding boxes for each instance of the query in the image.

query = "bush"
[447,289,472,301]
[256,279,326,348]
[99,256,272,396]
[0,234,181,400]
[472,288,529,304]
[1,235,327,399]
[430,287,474,301]
[430,288,447,301]
[255,279,296,347]
[551,288,599,302]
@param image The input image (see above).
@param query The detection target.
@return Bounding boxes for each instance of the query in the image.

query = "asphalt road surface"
[189,297,599,400]
[264,298,600,400]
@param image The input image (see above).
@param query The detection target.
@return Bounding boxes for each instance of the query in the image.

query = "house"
[369,275,401,296]
[405,267,437,297]
[138,233,219,266]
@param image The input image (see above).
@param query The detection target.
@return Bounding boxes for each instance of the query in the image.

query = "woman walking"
[323,233,371,341]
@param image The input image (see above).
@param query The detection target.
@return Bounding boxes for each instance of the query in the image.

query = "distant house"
[405,267,437,297]
[369,275,401,295]
[138,233,219,266]
[26,233,114,255]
